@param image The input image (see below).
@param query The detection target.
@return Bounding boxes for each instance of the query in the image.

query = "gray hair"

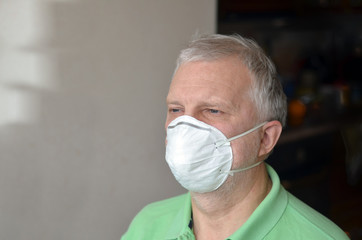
[175,34,287,127]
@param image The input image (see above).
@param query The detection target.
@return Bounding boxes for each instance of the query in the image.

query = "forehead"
[167,56,253,107]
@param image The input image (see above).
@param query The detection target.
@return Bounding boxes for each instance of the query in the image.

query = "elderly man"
[122,34,349,239]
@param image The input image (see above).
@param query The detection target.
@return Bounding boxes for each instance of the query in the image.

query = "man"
[122,34,349,239]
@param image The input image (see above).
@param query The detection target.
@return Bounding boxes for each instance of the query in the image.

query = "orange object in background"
[288,99,307,126]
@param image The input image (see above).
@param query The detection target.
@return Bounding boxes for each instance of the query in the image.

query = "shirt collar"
[228,164,288,239]
[165,164,288,239]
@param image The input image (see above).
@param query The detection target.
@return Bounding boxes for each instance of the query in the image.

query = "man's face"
[166,56,261,169]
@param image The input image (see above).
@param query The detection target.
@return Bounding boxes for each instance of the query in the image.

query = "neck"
[191,164,272,240]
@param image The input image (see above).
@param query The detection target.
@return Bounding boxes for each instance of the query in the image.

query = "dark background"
[218,1,362,239]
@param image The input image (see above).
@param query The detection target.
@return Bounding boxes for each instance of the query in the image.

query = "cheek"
[165,115,173,129]
[230,136,260,167]
[214,123,235,139]
[165,111,181,129]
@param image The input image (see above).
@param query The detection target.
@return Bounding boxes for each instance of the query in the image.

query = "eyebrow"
[166,100,182,106]
[200,102,226,109]
[199,96,232,108]
[166,99,233,112]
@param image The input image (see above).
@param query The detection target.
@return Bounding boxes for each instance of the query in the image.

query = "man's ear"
[258,121,283,158]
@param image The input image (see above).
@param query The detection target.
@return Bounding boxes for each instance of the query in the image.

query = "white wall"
[0,0,216,239]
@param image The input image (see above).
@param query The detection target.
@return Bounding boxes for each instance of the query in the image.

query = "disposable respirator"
[165,115,266,193]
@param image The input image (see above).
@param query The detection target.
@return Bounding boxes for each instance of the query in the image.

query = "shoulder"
[270,191,349,239]
[121,193,189,240]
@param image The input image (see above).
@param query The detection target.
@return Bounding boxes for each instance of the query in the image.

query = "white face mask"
[165,115,267,193]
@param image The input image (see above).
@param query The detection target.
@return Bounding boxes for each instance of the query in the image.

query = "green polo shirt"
[122,164,349,239]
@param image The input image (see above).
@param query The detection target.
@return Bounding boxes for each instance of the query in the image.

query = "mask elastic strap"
[215,122,267,148]
[226,160,264,176]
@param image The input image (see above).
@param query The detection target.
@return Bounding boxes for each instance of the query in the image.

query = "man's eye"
[170,108,180,113]
[209,109,220,114]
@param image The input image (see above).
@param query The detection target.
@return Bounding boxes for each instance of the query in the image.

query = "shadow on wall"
[0,1,184,239]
